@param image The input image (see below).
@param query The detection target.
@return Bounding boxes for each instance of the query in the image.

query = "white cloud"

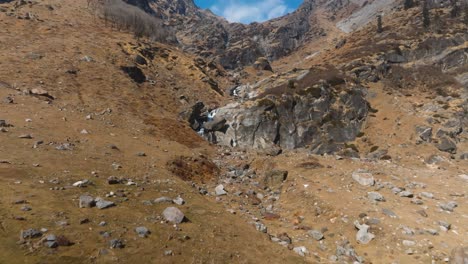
[210,0,293,23]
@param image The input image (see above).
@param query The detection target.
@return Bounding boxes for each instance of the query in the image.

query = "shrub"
[95,0,174,42]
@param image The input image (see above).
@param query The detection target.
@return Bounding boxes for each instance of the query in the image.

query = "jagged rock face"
[200,73,369,154]
[124,0,319,69]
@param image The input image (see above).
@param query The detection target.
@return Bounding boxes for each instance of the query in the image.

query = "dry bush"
[92,0,174,43]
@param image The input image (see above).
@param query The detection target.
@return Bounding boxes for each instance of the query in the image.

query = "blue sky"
[194,0,303,24]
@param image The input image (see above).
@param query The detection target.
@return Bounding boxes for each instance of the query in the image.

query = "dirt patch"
[167,155,219,184]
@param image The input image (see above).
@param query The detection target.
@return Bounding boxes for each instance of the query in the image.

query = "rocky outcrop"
[192,70,369,154]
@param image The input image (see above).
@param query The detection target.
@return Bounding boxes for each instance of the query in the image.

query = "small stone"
[99,221,107,226]
[109,239,124,249]
[162,207,185,224]
[95,198,115,209]
[18,134,33,139]
[56,143,73,151]
[79,195,95,208]
[21,229,42,239]
[438,221,451,230]
[416,210,428,217]
[215,184,227,196]
[308,230,324,241]
[80,129,89,134]
[111,162,122,170]
[79,218,90,225]
[368,192,385,201]
[419,192,434,199]
[293,246,309,257]
[399,191,414,198]
[392,187,403,194]
[135,227,150,238]
[154,197,173,204]
[425,229,439,236]
[21,205,32,211]
[439,201,458,212]
[382,208,398,218]
[354,221,375,244]
[73,179,89,187]
[164,250,173,256]
[107,176,121,185]
[458,174,468,181]
[173,196,185,205]
[403,240,416,247]
[411,199,423,205]
[136,152,146,157]
[255,222,267,233]
[352,170,375,186]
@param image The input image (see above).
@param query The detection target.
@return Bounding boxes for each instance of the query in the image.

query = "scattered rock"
[173,196,185,205]
[135,227,150,238]
[162,207,185,224]
[382,208,398,218]
[368,192,385,202]
[95,198,115,209]
[439,201,458,212]
[21,229,42,239]
[215,184,227,196]
[416,126,432,142]
[354,221,375,244]
[18,134,32,139]
[308,230,324,241]
[293,246,309,257]
[79,195,95,208]
[352,170,375,186]
[154,197,174,204]
[109,239,125,249]
[437,137,457,154]
[403,240,416,247]
[399,191,414,198]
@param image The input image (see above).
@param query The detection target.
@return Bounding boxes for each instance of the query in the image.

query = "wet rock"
[95,198,115,209]
[215,184,227,196]
[309,230,324,241]
[109,239,125,249]
[354,221,375,244]
[368,192,385,202]
[135,227,150,238]
[163,207,185,224]
[21,229,42,239]
[352,170,375,186]
[263,170,288,189]
[450,246,468,264]
[79,195,95,208]
[439,201,458,212]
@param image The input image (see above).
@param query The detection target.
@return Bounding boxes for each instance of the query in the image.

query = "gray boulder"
[163,207,185,224]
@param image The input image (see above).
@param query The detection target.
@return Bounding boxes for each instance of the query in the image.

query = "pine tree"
[404,0,414,10]
[422,0,430,29]
[377,15,383,33]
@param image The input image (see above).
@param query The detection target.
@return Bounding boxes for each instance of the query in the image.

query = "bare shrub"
[94,0,174,43]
